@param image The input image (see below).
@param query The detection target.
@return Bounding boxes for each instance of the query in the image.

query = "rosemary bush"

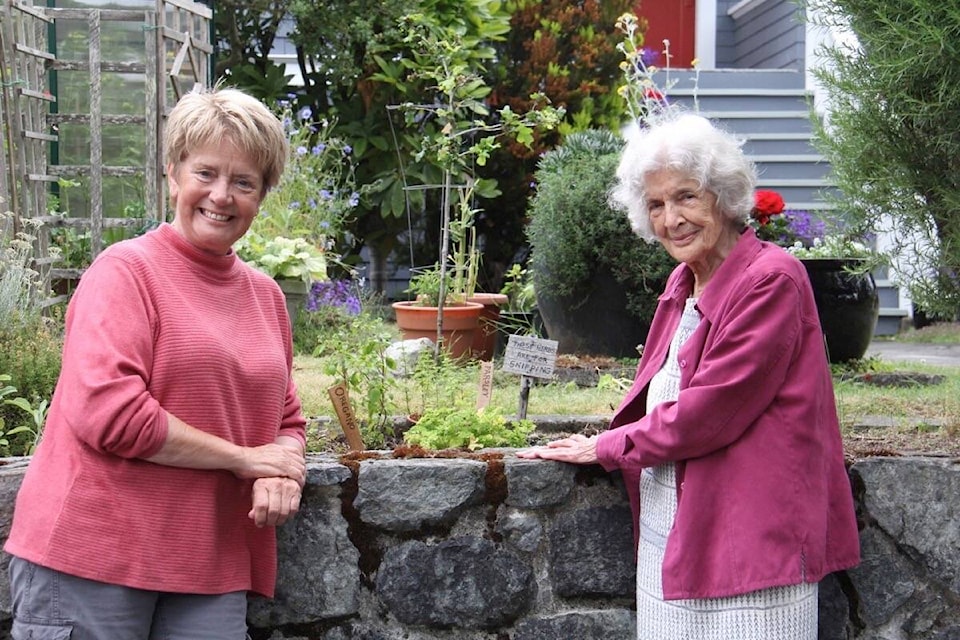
[810,0,960,317]
[526,129,675,321]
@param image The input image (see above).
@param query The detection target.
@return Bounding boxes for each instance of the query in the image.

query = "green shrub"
[0,317,62,445]
[1,218,62,448]
[526,129,676,321]
[810,0,960,316]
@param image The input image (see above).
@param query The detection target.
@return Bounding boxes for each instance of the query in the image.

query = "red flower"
[752,190,785,225]
[643,87,664,102]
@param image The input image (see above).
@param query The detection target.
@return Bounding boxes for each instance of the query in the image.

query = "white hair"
[609,113,757,242]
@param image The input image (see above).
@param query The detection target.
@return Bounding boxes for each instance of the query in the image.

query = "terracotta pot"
[391,300,484,359]
[467,293,508,361]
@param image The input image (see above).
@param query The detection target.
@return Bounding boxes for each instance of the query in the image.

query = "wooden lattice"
[0,0,211,306]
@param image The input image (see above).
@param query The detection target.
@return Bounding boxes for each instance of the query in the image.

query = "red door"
[635,0,697,68]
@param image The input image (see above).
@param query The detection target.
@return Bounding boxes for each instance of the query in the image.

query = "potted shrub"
[526,129,676,357]
[392,255,485,361]
[385,14,563,358]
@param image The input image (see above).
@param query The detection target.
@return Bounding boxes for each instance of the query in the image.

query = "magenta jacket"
[596,228,860,600]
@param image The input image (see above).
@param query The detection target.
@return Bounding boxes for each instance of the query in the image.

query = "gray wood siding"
[715,0,739,67]
[732,0,805,70]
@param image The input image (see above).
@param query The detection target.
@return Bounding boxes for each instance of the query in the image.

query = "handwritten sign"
[502,334,559,379]
[327,382,364,451]
[476,360,494,409]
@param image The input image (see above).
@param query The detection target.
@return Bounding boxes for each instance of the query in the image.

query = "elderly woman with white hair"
[519,113,860,638]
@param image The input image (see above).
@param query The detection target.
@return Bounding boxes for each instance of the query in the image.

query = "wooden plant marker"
[501,334,559,419]
[476,360,495,409]
[327,382,364,451]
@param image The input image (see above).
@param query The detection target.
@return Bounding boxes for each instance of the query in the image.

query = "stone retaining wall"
[0,454,957,639]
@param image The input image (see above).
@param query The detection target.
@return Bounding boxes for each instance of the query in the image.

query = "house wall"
[721,0,805,71]
[715,0,739,66]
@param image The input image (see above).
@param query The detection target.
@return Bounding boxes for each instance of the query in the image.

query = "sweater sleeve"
[55,255,168,459]
[597,269,806,468]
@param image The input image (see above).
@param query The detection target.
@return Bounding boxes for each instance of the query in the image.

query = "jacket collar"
[658,227,763,321]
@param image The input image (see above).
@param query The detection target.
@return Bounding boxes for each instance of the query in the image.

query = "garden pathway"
[866,340,960,367]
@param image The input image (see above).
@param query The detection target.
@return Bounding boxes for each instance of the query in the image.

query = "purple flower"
[640,47,660,67]
[296,146,308,156]
[784,210,827,246]
[312,144,325,155]
[343,145,352,155]
[307,280,361,315]
[298,106,313,121]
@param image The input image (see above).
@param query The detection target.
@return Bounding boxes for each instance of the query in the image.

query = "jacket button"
[679,360,687,368]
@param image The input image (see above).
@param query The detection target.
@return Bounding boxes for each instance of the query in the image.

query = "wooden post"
[517,375,532,420]
[327,382,364,451]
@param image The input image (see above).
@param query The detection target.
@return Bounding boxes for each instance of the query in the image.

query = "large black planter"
[536,268,650,358]
[801,259,879,363]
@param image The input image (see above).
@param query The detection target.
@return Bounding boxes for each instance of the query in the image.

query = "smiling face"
[645,168,741,288]
[167,141,265,256]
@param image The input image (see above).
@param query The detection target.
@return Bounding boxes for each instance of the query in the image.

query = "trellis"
[0,0,212,306]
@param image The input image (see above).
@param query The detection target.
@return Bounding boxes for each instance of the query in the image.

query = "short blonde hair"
[609,113,757,241]
[163,86,288,193]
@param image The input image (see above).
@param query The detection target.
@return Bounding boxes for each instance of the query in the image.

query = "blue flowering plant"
[237,102,367,285]
[306,279,362,316]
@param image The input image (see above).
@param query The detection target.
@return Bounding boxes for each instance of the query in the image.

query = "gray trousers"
[8,556,249,640]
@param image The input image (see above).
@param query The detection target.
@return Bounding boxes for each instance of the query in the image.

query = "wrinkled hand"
[249,477,302,527]
[516,434,599,464]
[234,443,306,486]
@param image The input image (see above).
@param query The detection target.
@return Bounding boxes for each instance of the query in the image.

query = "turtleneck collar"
[154,223,242,280]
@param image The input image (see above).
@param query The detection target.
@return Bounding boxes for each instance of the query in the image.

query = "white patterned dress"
[636,297,818,640]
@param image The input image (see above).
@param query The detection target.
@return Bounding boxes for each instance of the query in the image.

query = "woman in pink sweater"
[5,86,307,639]
[519,114,859,638]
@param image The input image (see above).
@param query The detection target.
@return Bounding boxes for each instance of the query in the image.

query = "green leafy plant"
[499,264,536,313]
[0,213,62,443]
[386,12,564,308]
[0,374,47,456]
[404,349,477,418]
[236,103,369,285]
[236,235,328,284]
[403,406,534,450]
[252,103,364,250]
[309,299,399,449]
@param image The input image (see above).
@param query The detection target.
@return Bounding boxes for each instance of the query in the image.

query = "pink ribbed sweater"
[4,224,306,598]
